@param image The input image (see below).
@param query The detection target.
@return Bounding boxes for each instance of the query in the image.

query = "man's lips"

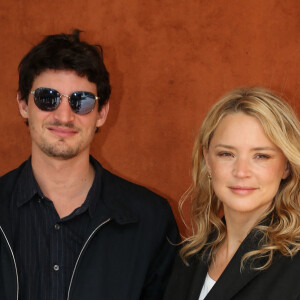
[47,126,78,138]
[228,186,258,195]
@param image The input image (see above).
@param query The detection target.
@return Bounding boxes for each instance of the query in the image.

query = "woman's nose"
[232,158,252,178]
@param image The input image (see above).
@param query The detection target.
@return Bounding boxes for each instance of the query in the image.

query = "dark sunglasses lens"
[69,92,96,115]
[34,88,60,111]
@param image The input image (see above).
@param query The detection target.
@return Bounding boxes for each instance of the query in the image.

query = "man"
[0,30,178,300]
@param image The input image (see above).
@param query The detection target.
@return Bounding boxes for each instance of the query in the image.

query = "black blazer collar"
[189,227,267,300]
[205,229,263,300]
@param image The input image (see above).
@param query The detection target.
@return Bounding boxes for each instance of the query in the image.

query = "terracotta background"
[0,0,299,233]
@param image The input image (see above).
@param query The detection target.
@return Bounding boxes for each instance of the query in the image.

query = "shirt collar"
[14,157,41,208]
[13,156,102,219]
[85,156,102,218]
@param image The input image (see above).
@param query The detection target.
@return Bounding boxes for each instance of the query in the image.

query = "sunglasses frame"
[30,87,100,115]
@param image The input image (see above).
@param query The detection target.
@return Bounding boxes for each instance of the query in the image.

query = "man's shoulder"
[102,167,165,200]
[0,161,27,191]
[101,167,174,218]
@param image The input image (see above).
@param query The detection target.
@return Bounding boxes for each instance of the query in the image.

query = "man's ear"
[17,92,29,119]
[96,102,109,128]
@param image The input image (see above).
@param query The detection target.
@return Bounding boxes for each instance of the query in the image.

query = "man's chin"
[41,145,79,160]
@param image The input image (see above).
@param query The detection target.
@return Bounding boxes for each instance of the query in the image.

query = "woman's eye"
[255,154,270,159]
[218,152,233,157]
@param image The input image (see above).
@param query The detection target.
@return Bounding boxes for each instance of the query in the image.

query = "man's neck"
[31,151,95,218]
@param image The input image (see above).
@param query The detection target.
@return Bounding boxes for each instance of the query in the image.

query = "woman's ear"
[203,146,211,174]
[282,161,290,179]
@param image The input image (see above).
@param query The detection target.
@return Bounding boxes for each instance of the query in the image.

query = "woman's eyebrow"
[214,144,277,152]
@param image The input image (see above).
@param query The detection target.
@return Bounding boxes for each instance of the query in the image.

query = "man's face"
[18,69,109,160]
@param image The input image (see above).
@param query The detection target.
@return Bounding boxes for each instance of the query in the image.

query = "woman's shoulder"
[169,250,206,278]
[163,252,207,300]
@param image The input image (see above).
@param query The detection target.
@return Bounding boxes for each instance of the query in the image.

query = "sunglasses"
[30,87,99,115]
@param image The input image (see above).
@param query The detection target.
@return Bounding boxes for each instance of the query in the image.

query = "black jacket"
[164,228,300,300]
[0,160,179,300]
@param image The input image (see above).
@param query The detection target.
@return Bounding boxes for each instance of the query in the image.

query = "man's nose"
[52,95,75,123]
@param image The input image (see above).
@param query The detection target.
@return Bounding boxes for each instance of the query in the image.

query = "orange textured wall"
[0,0,299,233]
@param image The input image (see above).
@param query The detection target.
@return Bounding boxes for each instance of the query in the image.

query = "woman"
[164,87,300,300]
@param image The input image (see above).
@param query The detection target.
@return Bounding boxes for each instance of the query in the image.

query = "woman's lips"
[228,186,258,195]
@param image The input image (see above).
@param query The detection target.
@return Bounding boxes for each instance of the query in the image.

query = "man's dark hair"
[18,29,111,110]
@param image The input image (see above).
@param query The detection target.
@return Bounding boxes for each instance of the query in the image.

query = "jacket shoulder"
[163,253,204,300]
[102,168,172,212]
[0,161,27,197]
[101,168,178,239]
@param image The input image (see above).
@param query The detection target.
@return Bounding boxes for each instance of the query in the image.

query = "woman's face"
[204,112,289,221]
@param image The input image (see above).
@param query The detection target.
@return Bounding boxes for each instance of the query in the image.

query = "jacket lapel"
[205,230,264,300]
[187,258,209,300]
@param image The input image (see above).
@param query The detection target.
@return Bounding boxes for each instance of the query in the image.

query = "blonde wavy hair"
[180,86,300,270]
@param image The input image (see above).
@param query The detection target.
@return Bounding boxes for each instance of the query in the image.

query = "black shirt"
[11,157,101,300]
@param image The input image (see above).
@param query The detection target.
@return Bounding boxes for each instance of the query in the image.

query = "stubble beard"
[39,137,81,159]
[30,121,82,160]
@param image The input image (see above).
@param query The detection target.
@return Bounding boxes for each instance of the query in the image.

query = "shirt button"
[53,265,60,271]
[54,224,60,230]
